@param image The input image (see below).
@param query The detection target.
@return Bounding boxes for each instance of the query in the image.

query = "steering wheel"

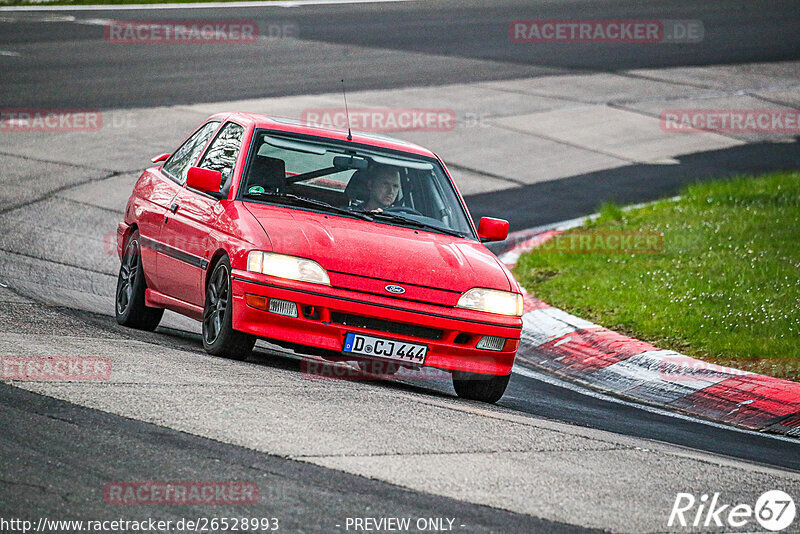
[385,205,424,217]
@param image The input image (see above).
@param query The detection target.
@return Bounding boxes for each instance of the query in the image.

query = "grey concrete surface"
[2,319,799,533]
[628,63,800,92]
[0,196,121,274]
[491,105,740,163]
[305,448,798,533]
[0,107,209,171]
[58,171,141,212]
[447,167,517,197]
[480,73,721,106]
[405,124,630,186]
[0,382,579,534]
[349,83,570,121]
[6,333,616,459]
[757,88,800,108]
[1,170,799,532]
[0,152,114,214]
[622,93,799,143]
[2,0,799,110]
[3,61,796,200]
[1,29,799,534]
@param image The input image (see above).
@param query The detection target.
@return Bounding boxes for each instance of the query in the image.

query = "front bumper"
[231,270,521,376]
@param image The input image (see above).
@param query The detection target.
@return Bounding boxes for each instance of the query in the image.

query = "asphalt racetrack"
[1,1,799,532]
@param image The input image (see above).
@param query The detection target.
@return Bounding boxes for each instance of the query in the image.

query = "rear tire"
[202,256,255,360]
[452,371,510,403]
[115,230,164,331]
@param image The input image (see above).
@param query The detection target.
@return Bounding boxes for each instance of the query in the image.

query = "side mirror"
[186,166,222,198]
[151,152,170,163]
[477,217,509,242]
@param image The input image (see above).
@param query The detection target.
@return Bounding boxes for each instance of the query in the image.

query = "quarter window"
[198,122,245,192]
[162,121,220,185]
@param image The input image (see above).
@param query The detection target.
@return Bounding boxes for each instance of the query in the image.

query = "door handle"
[165,203,179,223]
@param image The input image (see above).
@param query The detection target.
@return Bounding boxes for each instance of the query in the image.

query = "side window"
[198,122,245,192]
[162,121,220,185]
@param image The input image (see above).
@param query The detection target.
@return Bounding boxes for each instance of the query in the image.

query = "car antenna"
[341,79,353,141]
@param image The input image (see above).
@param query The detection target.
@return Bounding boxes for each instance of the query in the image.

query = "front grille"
[330,312,443,341]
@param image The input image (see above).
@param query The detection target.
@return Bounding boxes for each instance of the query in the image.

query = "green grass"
[515,171,800,380]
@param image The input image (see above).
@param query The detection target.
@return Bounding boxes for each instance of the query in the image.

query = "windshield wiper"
[244,191,373,221]
[367,211,466,238]
[245,192,466,237]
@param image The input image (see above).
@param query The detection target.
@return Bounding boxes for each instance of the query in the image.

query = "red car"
[116,113,523,402]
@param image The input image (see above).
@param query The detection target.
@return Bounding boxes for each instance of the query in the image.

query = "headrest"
[245,155,286,192]
[344,169,371,202]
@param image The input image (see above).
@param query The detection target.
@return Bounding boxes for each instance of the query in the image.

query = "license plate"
[342,333,427,364]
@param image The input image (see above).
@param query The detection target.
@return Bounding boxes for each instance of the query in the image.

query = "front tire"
[115,230,164,331]
[452,371,510,403]
[202,256,255,360]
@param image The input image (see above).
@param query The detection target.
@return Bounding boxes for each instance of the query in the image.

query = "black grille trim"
[331,312,443,341]
[233,277,523,330]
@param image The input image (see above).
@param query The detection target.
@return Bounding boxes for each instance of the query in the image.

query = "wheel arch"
[122,222,139,247]
[204,248,230,290]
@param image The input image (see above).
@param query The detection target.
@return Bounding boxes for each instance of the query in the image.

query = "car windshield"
[238,131,476,239]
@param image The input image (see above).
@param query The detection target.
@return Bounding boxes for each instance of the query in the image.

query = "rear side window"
[198,122,245,192]
[162,121,220,185]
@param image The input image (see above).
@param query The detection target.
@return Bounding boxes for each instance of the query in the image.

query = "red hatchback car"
[116,113,523,402]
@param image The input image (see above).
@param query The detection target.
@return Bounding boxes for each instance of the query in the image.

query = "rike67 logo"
[669,490,796,531]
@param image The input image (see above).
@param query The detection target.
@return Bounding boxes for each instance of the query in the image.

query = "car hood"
[243,204,512,294]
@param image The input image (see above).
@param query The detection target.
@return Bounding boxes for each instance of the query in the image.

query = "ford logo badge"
[385,284,406,294]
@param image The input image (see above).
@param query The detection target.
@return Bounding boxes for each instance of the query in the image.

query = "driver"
[362,166,401,211]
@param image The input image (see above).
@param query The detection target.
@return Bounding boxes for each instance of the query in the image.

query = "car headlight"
[457,288,523,316]
[247,251,330,286]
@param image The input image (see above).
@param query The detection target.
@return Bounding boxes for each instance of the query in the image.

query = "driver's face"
[368,172,401,208]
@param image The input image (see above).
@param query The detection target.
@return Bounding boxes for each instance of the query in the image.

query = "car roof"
[207,112,438,159]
